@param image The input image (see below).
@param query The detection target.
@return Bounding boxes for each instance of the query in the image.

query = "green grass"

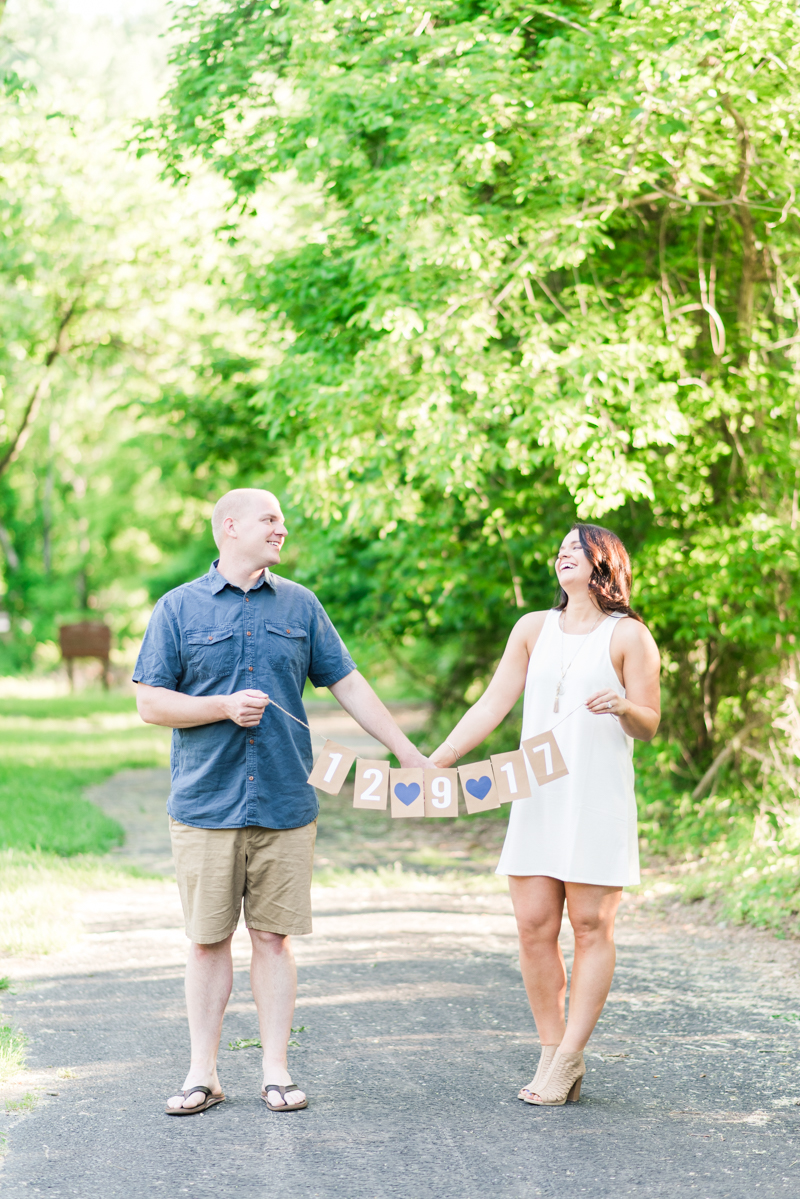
[0,691,170,856]
[671,830,800,938]
[0,1019,26,1084]
[0,848,159,955]
[0,691,170,955]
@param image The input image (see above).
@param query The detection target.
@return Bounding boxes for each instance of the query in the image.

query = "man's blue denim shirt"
[132,561,356,830]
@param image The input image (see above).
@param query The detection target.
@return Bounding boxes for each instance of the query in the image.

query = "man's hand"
[136,682,270,730]
[220,689,270,728]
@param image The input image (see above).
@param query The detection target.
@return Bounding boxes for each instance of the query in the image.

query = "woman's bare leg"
[508,875,568,1044]
[559,882,622,1054]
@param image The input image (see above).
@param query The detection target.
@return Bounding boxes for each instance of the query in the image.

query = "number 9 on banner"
[424,768,458,817]
[353,759,389,810]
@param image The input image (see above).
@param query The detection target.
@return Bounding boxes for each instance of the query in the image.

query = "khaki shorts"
[169,818,317,944]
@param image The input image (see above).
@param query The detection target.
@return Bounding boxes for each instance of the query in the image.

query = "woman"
[431,523,660,1106]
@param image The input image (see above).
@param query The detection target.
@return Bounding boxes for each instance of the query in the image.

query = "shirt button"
[247,631,252,636]
[286,628,290,634]
[208,636,213,641]
[249,739,254,744]
[248,666,253,671]
[245,597,249,603]
[248,776,254,781]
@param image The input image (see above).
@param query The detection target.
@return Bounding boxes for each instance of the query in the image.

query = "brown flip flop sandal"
[261,1082,308,1111]
[165,1085,225,1116]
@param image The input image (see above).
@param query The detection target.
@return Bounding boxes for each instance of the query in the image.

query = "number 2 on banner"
[353,759,389,810]
[360,768,383,800]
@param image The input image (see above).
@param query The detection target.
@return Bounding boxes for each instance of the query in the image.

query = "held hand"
[585,689,629,718]
[397,746,432,770]
[221,689,270,727]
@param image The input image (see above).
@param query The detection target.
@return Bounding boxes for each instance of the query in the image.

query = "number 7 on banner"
[307,740,357,795]
[521,731,569,786]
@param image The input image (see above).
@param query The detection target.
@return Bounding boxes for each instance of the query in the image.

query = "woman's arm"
[585,618,661,741]
[430,612,548,767]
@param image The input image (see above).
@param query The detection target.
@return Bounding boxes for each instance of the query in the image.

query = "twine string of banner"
[549,700,589,732]
[264,697,325,738]
[266,693,591,752]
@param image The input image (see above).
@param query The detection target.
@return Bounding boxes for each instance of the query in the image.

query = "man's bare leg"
[249,929,306,1107]
[166,933,233,1110]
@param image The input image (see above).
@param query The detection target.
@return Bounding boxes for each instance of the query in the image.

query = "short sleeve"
[132,598,182,690]
[306,598,356,689]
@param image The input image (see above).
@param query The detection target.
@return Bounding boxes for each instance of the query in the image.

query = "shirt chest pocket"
[185,627,236,678]
[265,622,308,677]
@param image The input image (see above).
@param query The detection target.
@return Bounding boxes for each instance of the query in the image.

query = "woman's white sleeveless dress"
[496,609,640,886]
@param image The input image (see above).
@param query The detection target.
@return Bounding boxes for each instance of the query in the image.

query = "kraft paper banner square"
[490,750,533,803]
[424,768,459,818]
[307,740,357,795]
[390,767,425,818]
[353,759,390,811]
[521,730,569,786]
[457,761,500,815]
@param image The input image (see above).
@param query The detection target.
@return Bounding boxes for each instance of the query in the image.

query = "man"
[134,487,428,1114]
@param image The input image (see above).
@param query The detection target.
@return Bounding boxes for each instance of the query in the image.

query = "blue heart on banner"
[394,782,420,806]
[465,776,492,801]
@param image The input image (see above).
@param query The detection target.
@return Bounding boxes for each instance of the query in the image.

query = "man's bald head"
[211,488,282,549]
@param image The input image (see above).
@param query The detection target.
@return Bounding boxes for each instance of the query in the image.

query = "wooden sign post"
[521,731,569,786]
[457,761,500,815]
[353,759,389,811]
[59,622,112,690]
[307,740,357,795]
[490,750,532,803]
[389,768,425,818]
[424,768,459,818]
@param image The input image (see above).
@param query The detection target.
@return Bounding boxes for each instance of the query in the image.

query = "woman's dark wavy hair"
[555,523,644,623]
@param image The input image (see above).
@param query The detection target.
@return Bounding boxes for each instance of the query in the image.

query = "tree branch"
[691,720,764,800]
[0,301,76,480]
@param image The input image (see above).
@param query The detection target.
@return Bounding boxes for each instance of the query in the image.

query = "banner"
[389,767,425,818]
[490,749,532,803]
[424,768,459,817]
[353,758,390,810]
[457,760,500,815]
[293,692,586,817]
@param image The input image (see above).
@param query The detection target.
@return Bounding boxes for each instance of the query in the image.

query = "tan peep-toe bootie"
[523,1047,586,1106]
[517,1043,560,1101]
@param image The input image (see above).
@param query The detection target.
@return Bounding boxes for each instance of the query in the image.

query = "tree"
[0,0,254,668]
[142,0,800,834]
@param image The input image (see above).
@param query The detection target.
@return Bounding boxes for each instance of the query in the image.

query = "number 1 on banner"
[490,750,532,803]
[307,739,357,795]
[324,754,342,783]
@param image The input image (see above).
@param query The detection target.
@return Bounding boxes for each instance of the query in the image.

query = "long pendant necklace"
[553,609,604,712]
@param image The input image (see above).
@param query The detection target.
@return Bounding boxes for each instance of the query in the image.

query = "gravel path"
[1,713,799,1197]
